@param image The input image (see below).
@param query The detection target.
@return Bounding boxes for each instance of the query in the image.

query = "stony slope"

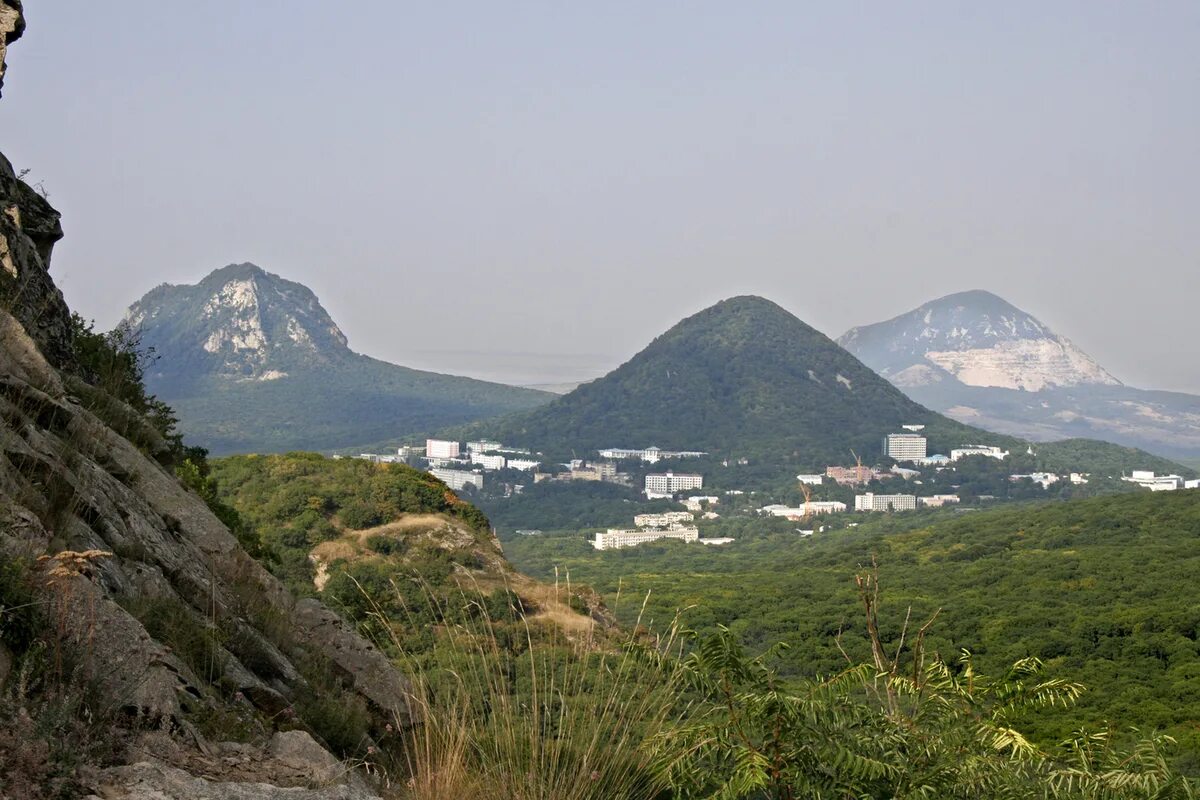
[839,290,1200,460]
[124,264,553,455]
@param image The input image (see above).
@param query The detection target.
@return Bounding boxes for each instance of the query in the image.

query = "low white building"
[1186,479,1200,489]
[506,458,541,472]
[470,453,507,470]
[855,493,917,512]
[761,502,847,518]
[633,511,695,529]
[950,445,1009,461]
[592,527,700,550]
[599,446,708,463]
[1070,473,1090,485]
[698,537,735,546]
[913,454,951,467]
[430,468,483,492]
[466,440,502,454]
[796,474,824,486]
[426,439,461,459]
[918,494,960,508]
[1122,471,1186,492]
[645,471,704,498]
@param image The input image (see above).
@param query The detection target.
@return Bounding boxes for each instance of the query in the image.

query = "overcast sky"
[3,2,1197,390]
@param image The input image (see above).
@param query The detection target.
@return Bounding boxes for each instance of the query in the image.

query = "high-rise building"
[883,433,927,461]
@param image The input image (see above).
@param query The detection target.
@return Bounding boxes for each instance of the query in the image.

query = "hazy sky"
[3,2,1198,390]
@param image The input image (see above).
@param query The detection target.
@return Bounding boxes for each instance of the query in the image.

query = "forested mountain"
[459,295,1190,477]
[124,263,553,454]
[840,290,1200,460]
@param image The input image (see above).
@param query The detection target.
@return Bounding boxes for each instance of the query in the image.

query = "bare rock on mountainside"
[839,290,1200,460]
[0,17,408,796]
[122,263,554,455]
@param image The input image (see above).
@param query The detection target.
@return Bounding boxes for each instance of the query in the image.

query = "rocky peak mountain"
[838,289,1120,392]
[126,263,351,382]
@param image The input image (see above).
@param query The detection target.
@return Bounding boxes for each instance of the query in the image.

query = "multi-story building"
[950,445,1009,461]
[854,493,917,512]
[1186,479,1200,489]
[883,433,927,462]
[796,474,824,485]
[570,461,618,482]
[592,527,699,550]
[644,471,704,498]
[913,454,951,467]
[825,465,883,486]
[918,494,960,508]
[466,440,502,454]
[430,468,482,492]
[1121,471,1185,491]
[506,458,541,472]
[470,453,506,470]
[426,439,461,459]
[633,511,696,529]
[761,502,847,518]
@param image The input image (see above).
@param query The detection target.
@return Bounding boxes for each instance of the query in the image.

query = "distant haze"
[3,2,1198,392]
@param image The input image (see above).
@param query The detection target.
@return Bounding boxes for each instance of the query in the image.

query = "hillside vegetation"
[504,489,1200,767]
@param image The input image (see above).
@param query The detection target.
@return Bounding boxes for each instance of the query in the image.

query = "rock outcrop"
[0,17,409,797]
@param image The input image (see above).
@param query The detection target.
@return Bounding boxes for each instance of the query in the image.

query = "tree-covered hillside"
[504,489,1200,766]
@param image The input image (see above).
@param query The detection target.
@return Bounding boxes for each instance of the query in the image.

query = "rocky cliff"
[0,11,409,797]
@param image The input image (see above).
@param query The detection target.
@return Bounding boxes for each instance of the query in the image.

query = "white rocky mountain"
[123,263,552,454]
[839,290,1200,461]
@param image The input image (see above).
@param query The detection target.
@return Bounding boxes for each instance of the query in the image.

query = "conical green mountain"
[124,263,553,455]
[467,296,993,463]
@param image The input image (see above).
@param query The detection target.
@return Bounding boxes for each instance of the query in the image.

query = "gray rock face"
[85,761,382,800]
[0,14,412,786]
[0,1,24,98]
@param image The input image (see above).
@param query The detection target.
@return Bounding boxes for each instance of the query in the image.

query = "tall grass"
[357,572,689,800]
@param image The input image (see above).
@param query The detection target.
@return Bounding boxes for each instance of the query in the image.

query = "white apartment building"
[644,471,704,498]
[796,474,824,485]
[426,439,461,459]
[1186,479,1200,489]
[633,511,695,529]
[918,494,961,508]
[1122,471,1186,492]
[855,493,918,512]
[761,502,847,518]
[883,433,927,462]
[951,445,1009,461]
[470,453,506,470]
[506,458,541,471]
[466,440,502,454]
[592,527,699,550]
[430,468,483,492]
